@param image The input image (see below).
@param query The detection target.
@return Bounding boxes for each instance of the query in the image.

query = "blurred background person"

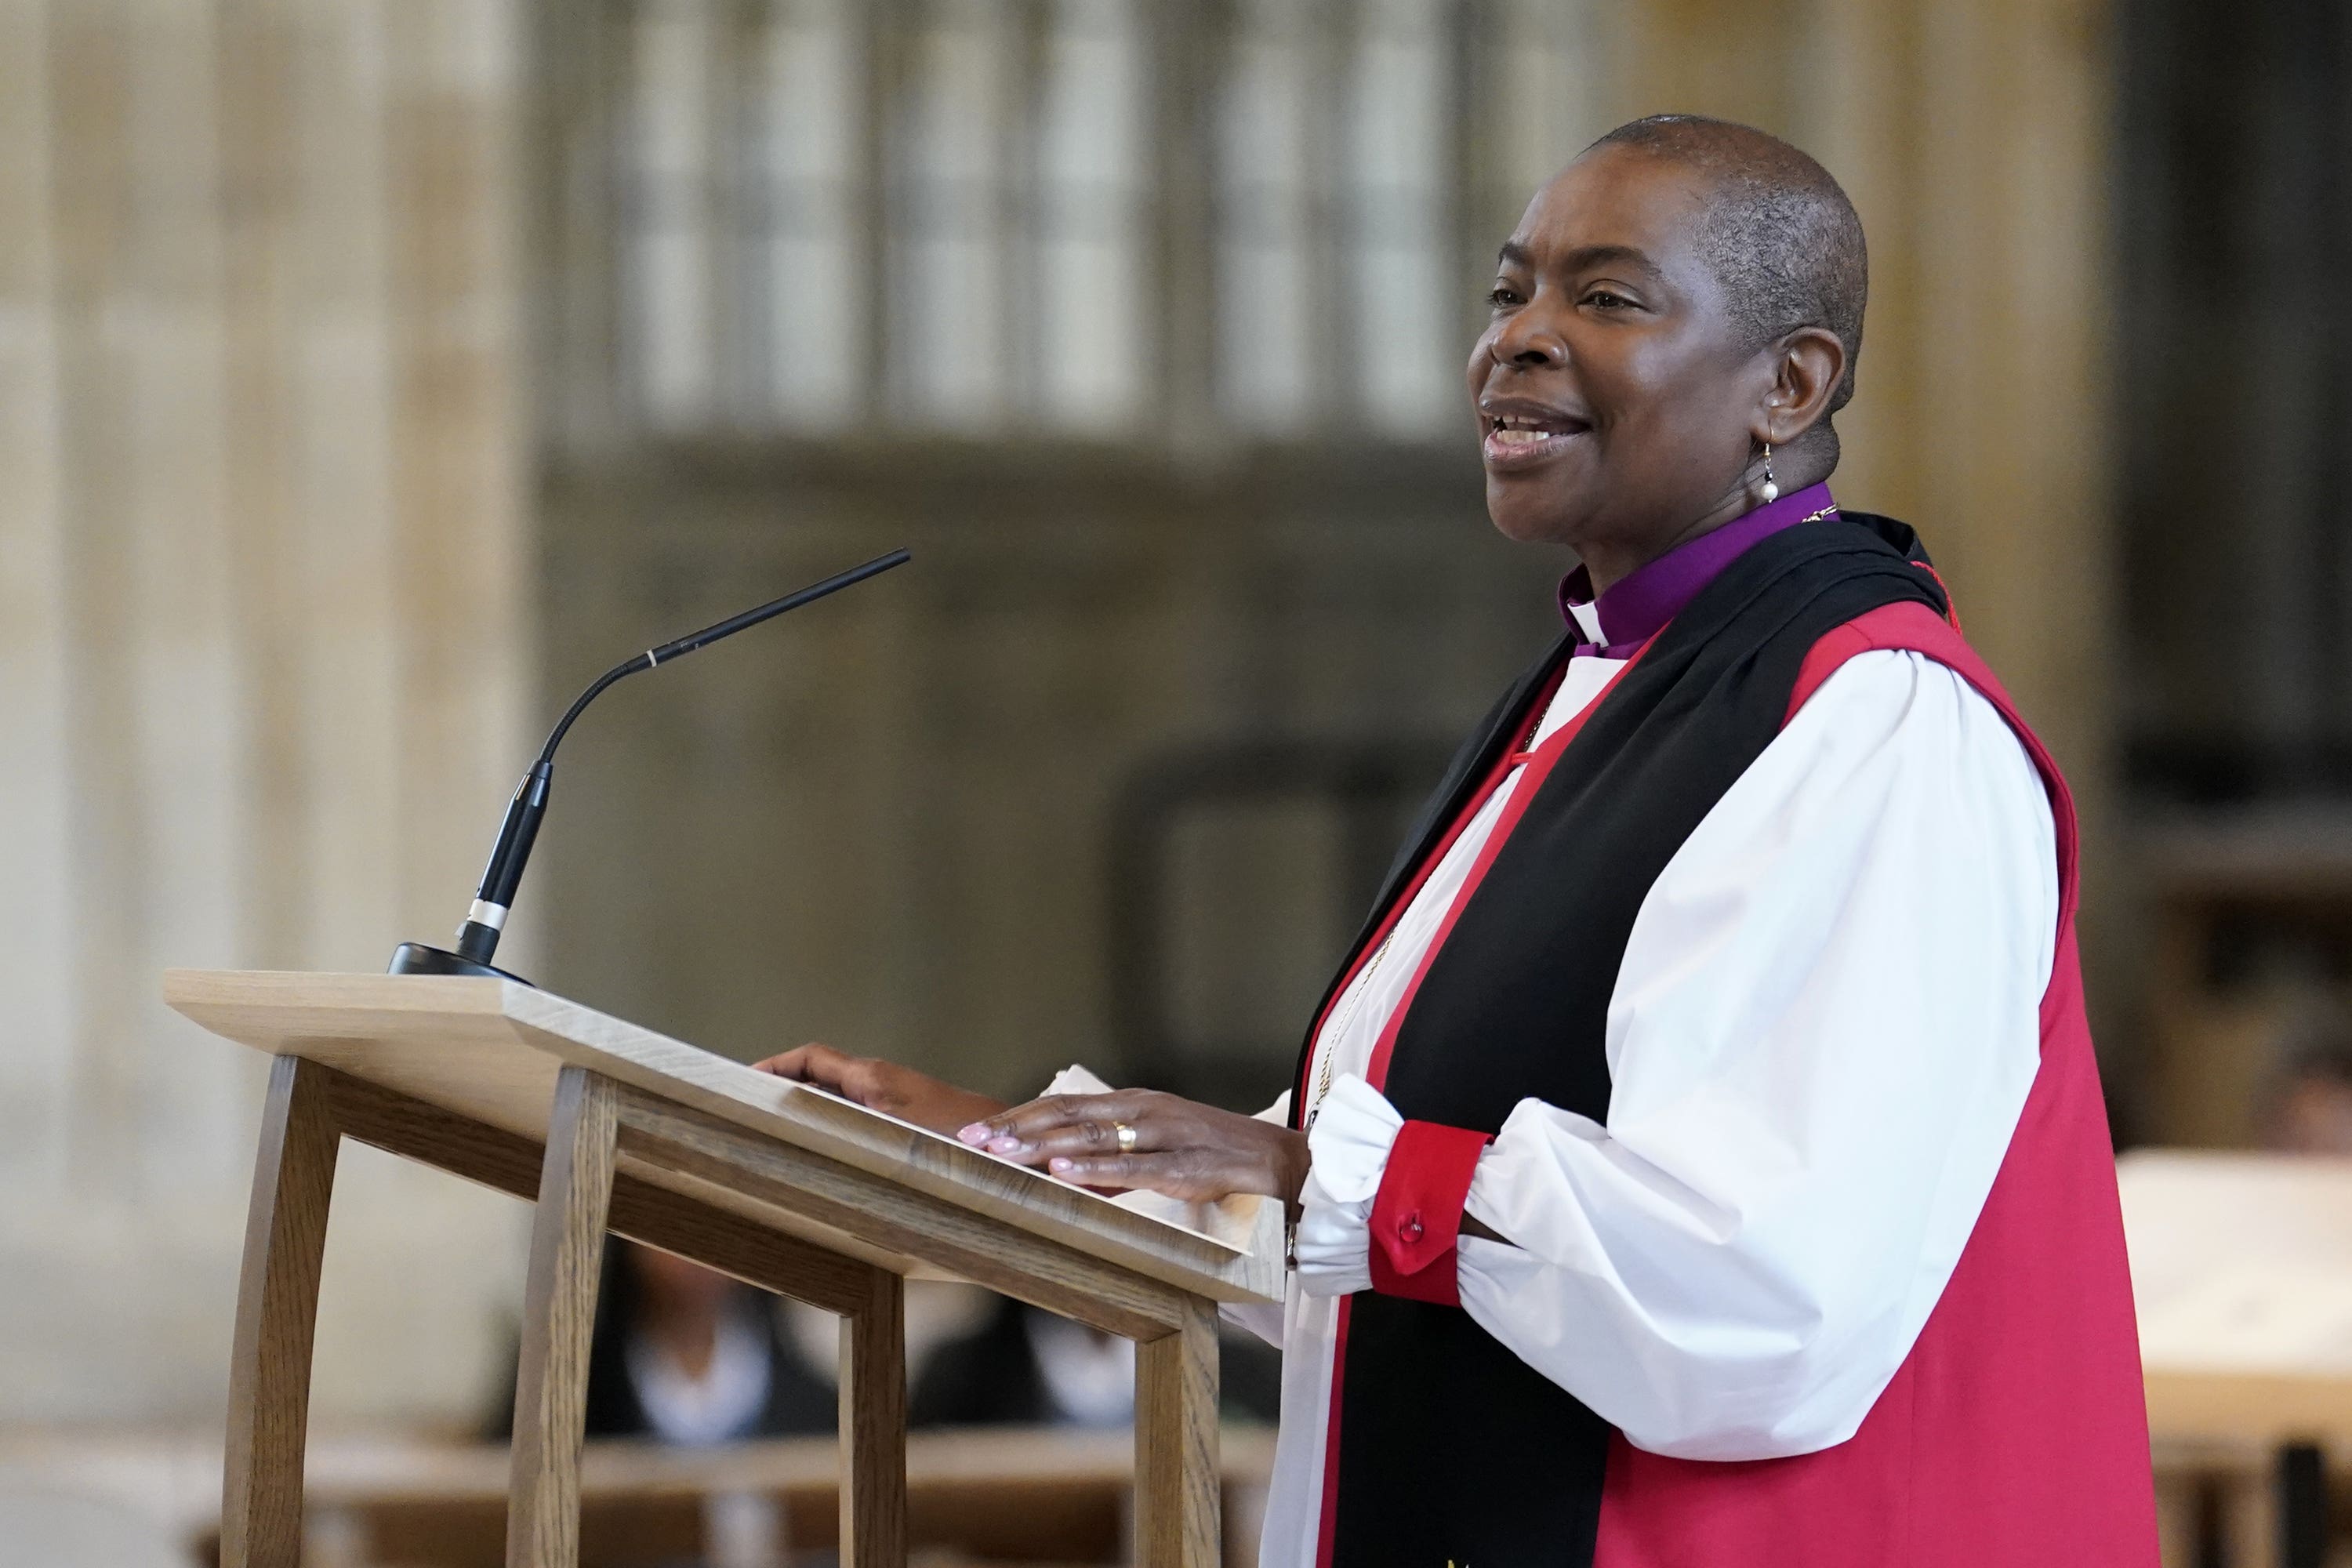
[913,1298,1139,1432]
[910,1294,1283,1431]
[2256,1008,2352,1158]
[489,1243,837,1446]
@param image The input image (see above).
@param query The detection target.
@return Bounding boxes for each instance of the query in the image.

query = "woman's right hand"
[753,1043,1008,1138]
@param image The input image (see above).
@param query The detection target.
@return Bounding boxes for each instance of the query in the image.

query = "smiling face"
[1468,147,1805,575]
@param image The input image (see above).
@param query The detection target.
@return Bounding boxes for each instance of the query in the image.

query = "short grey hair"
[1587,114,1869,452]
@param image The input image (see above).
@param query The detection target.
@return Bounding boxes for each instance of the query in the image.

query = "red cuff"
[1367,1120,1491,1306]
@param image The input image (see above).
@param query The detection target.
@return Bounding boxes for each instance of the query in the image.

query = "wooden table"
[251,1428,1278,1567]
[0,1428,1280,1568]
[2124,1150,2352,1567]
[166,971,1284,1568]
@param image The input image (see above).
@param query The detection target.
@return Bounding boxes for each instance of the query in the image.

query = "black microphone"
[388,548,912,983]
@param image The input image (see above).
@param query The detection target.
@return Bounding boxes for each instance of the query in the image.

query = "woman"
[760,116,2158,1567]
[489,1242,837,1445]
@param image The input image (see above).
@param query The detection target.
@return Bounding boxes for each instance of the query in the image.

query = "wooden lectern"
[165,971,1287,1568]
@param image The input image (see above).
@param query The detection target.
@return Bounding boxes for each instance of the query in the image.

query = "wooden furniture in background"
[0,1427,1279,1568]
[2,1422,2305,1568]
[189,1428,1283,1568]
[166,971,1284,1568]
[2124,1150,2352,1568]
[2140,811,2352,1148]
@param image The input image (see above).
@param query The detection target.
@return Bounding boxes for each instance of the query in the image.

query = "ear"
[1752,326,1846,445]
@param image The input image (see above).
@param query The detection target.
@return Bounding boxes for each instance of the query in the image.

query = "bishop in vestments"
[761,114,2159,1568]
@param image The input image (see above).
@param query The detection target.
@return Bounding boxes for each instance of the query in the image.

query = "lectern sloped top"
[166,969,1286,1308]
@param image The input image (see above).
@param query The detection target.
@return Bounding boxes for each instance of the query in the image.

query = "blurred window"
[2119,0,2352,802]
[1343,0,1454,434]
[891,0,1017,427]
[1033,0,1149,429]
[751,0,865,429]
[601,0,1580,443]
[622,0,726,428]
[1214,0,1319,435]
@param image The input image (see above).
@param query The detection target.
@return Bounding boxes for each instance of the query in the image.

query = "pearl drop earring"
[1759,442,1779,505]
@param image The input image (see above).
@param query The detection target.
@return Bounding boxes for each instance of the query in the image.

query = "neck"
[1582,448,1835,593]
[1581,488,1760,596]
[1556,479,1838,655]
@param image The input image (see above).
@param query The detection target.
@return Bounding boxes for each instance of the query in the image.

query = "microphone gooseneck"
[390,547,912,983]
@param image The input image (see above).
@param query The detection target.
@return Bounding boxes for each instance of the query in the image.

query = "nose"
[1489,300,1567,370]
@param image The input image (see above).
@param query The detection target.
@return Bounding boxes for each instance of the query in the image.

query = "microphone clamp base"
[387,942,535,986]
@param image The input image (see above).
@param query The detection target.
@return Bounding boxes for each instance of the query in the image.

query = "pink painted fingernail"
[989,1136,1027,1155]
[1048,1156,1074,1174]
[957,1123,990,1144]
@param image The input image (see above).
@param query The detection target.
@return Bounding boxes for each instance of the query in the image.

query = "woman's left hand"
[956,1091,1311,1211]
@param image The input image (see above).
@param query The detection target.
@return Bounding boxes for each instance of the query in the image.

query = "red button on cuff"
[1367,1120,1490,1308]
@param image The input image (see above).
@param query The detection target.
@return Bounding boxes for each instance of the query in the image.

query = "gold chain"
[1308,931,1396,1129]
[1291,931,1398,1271]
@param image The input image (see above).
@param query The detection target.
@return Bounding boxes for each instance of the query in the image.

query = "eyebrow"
[1496,241,1664,278]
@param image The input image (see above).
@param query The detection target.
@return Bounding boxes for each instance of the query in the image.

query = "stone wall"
[0,0,533,1426]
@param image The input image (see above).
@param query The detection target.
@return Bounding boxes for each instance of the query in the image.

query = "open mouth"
[1481,411,1591,469]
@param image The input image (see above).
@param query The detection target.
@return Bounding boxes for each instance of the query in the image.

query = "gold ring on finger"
[1113,1120,1138,1153]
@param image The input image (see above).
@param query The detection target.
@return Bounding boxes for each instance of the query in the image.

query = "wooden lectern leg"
[837,1268,909,1568]
[222,1055,343,1568]
[506,1067,619,1568]
[1135,1296,1221,1568]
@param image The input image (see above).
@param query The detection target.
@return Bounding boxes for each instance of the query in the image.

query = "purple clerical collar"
[1558,482,1838,656]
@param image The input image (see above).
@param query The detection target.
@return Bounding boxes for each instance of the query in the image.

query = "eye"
[1488,284,1524,309]
[1584,289,1635,310]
